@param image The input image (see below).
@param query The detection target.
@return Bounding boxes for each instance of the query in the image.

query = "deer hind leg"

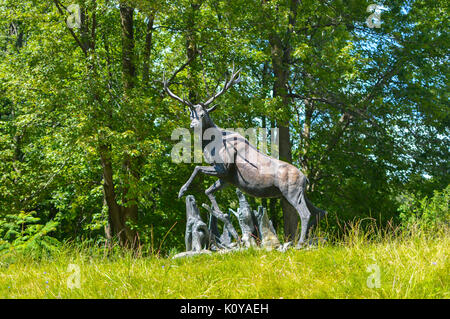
[282,186,312,247]
[295,190,312,247]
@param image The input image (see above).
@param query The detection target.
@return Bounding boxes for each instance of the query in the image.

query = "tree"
[0,0,447,252]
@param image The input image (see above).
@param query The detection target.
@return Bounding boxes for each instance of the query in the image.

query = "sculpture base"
[172,250,212,259]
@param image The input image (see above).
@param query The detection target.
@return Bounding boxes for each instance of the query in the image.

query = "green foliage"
[0,0,448,255]
[399,185,450,230]
[0,211,60,256]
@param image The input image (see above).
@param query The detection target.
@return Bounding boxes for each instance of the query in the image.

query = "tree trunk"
[142,14,154,85]
[269,34,298,242]
[95,3,139,248]
[120,4,136,94]
[266,0,300,242]
[53,0,139,248]
[99,143,136,246]
[186,2,201,102]
[301,99,313,174]
[99,142,138,248]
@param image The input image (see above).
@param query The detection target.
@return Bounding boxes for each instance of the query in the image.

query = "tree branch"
[53,0,87,56]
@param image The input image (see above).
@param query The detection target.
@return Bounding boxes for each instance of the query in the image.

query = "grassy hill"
[0,225,448,299]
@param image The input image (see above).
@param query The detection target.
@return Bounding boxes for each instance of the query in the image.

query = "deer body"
[201,126,304,199]
[164,66,327,246]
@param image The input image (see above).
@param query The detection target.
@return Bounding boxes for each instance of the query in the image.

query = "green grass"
[0,225,448,299]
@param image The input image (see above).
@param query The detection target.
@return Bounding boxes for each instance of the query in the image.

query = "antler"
[163,61,241,112]
[202,64,241,111]
[163,59,194,109]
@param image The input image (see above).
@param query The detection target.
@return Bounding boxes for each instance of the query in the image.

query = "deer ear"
[206,104,218,113]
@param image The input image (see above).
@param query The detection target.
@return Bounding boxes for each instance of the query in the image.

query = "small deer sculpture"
[229,189,258,247]
[185,195,210,251]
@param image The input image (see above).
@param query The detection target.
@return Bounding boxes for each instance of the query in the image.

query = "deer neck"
[201,124,223,150]
[200,116,220,147]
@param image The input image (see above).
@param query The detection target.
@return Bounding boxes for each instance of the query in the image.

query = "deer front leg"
[179,166,223,198]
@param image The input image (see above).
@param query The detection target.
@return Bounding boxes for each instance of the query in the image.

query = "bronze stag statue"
[164,65,327,247]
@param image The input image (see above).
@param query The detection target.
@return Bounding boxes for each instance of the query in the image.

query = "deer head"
[163,64,241,129]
